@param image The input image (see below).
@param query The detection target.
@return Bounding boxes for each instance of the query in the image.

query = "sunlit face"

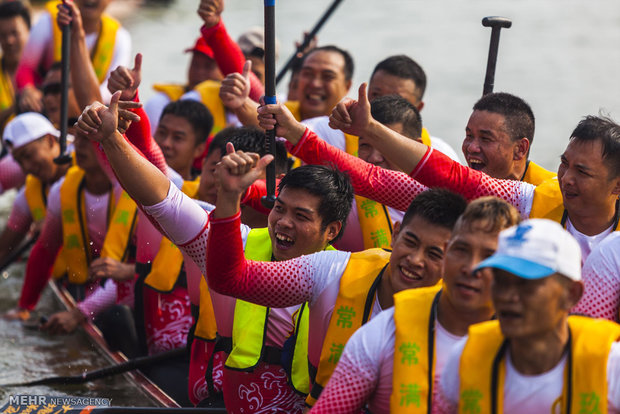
[73,132,99,171]
[187,52,223,88]
[358,123,405,171]
[0,15,29,65]
[558,139,620,220]
[463,110,521,179]
[492,271,572,339]
[385,216,451,295]
[368,69,420,108]
[154,114,203,178]
[442,220,499,313]
[12,135,60,182]
[267,187,339,261]
[296,50,351,120]
[74,0,110,23]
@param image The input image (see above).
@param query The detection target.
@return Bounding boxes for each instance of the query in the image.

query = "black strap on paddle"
[261,0,277,209]
[481,16,512,96]
[54,4,73,165]
[275,0,344,85]
[0,347,185,388]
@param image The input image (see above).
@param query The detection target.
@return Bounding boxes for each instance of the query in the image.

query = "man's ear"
[325,220,343,243]
[391,221,402,248]
[560,279,584,310]
[513,137,530,161]
[416,100,425,112]
[611,176,620,196]
[193,141,206,159]
[345,79,352,92]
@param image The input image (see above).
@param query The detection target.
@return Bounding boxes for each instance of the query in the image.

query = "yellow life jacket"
[306,248,392,406]
[194,276,217,341]
[143,178,199,292]
[100,190,138,262]
[46,1,119,84]
[24,174,67,279]
[391,285,443,413]
[420,128,432,147]
[225,227,321,394]
[355,195,393,250]
[0,58,14,111]
[152,81,227,136]
[458,316,620,414]
[530,178,620,232]
[521,160,556,186]
[60,166,114,284]
[284,100,302,122]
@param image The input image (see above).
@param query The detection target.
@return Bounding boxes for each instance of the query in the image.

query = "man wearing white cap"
[0,112,70,283]
[437,219,620,413]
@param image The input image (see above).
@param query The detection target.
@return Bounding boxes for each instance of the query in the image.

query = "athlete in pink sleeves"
[0,154,25,193]
[310,198,520,413]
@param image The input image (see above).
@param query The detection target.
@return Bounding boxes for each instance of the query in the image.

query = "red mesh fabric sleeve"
[200,21,265,102]
[206,211,315,308]
[18,215,63,309]
[124,94,167,175]
[288,129,426,212]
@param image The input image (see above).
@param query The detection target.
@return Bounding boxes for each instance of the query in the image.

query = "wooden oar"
[261,0,277,209]
[54,3,73,165]
[275,0,345,85]
[0,348,185,387]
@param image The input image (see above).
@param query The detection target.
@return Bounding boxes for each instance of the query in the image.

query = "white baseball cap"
[3,112,59,151]
[474,218,582,281]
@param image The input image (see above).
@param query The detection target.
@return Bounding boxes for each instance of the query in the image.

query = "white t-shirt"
[20,12,131,103]
[302,115,462,163]
[439,337,620,413]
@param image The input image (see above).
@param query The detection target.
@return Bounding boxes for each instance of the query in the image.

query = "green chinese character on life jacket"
[114,210,130,225]
[66,234,81,249]
[461,389,482,414]
[335,305,356,328]
[62,209,75,223]
[370,229,390,247]
[400,383,421,407]
[328,342,344,364]
[360,199,379,218]
[32,207,45,222]
[579,392,601,414]
[399,342,421,365]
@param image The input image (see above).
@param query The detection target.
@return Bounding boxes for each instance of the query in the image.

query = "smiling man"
[438,219,620,413]
[311,197,521,413]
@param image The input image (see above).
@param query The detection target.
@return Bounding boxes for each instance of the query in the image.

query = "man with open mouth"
[438,219,620,413]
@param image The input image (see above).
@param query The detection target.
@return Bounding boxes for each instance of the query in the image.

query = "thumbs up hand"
[219,60,253,110]
[107,53,143,101]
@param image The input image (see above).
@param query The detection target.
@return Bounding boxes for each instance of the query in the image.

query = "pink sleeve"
[288,129,426,212]
[0,155,26,193]
[411,148,525,203]
[200,22,264,102]
[18,212,63,310]
[205,212,316,308]
[310,342,378,413]
[77,278,118,320]
[6,190,33,233]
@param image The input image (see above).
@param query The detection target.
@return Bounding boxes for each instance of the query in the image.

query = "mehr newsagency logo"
[1,394,110,413]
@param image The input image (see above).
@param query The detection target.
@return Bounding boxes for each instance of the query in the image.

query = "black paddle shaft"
[275,0,344,85]
[54,12,72,165]
[482,16,512,96]
[261,0,277,209]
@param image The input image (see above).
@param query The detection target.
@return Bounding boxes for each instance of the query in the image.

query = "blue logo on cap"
[506,223,533,246]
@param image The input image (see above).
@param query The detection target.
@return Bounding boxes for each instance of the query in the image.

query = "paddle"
[0,347,185,387]
[54,3,73,165]
[275,0,344,85]
[0,234,37,273]
[260,0,277,209]
[481,16,512,96]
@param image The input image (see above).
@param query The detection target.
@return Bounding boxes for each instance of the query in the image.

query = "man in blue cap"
[437,219,620,414]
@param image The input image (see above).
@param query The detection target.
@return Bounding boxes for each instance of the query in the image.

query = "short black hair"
[277,165,354,243]
[303,45,354,81]
[370,95,422,139]
[371,55,427,100]
[473,92,536,148]
[207,126,289,174]
[0,1,31,29]
[401,188,467,230]
[160,100,214,146]
[570,115,620,178]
